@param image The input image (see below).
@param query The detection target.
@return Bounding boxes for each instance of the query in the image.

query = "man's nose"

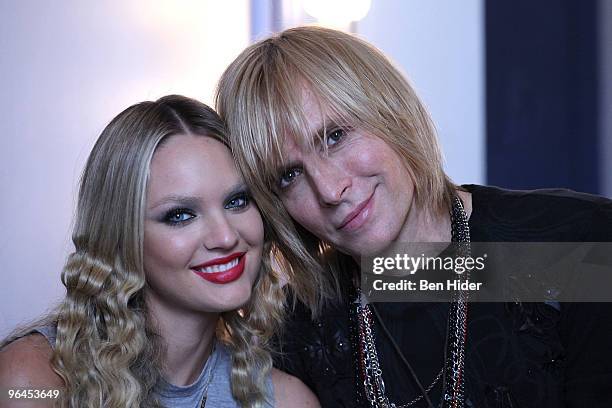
[308,159,351,206]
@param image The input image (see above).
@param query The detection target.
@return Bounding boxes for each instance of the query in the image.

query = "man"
[216,26,612,407]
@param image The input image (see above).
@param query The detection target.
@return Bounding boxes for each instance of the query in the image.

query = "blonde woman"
[0,95,319,408]
[216,27,612,407]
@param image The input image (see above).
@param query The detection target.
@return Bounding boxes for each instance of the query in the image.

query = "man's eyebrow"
[275,160,302,177]
[311,118,342,143]
[271,118,348,178]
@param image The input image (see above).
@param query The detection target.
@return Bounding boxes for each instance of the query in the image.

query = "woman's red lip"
[338,192,374,229]
[193,255,246,284]
[192,252,245,269]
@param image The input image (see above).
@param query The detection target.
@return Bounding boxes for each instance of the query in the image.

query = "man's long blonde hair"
[2,95,284,407]
[216,26,455,311]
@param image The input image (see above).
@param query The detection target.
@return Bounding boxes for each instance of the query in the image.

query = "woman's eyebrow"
[148,195,202,210]
[223,182,249,199]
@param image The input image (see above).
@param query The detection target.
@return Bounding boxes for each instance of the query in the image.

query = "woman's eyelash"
[225,192,250,210]
[162,208,196,225]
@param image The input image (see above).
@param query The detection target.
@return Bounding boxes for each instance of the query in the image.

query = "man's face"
[274,88,417,258]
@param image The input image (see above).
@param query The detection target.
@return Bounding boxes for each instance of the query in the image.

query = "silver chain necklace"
[355,196,471,408]
[199,341,218,408]
[355,295,444,408]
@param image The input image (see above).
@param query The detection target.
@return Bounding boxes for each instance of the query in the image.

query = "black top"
[273,185,612,408]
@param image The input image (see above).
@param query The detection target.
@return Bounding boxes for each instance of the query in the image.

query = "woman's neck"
[146,298,218,386]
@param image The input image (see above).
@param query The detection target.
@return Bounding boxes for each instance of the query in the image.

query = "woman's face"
[275,88,416,258]
[143,134,264,317]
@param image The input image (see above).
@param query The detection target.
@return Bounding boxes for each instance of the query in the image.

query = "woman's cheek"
[145,228,198,269]
[240,208,265,246]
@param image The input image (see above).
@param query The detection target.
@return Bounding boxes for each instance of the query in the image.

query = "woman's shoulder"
[271,368,320,408]
[0,334,63,390]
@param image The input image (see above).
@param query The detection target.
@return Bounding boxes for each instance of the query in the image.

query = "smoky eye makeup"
[224,190,251,210]
[160,207,197,225]
[148,195,201,225]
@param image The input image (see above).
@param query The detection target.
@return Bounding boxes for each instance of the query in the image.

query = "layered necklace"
[352,196,471,408]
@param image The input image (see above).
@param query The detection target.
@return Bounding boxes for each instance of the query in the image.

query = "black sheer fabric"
[273,185,612,407]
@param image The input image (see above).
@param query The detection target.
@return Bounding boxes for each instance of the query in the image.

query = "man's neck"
[400,190,473,243]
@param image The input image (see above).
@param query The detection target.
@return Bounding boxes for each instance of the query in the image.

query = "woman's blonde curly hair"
[2,95,285,407]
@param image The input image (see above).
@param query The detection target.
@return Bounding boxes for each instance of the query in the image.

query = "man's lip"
[338,191,375,229]
[191,252,245,269]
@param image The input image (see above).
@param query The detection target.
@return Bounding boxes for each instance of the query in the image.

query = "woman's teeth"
[198,257,240,273]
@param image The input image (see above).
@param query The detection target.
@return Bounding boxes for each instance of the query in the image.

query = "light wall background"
[357,0,484,186]
[0,0,250,337]
[251,0,485,186]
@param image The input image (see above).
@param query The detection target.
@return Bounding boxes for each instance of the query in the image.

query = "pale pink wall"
[0,0,249,337]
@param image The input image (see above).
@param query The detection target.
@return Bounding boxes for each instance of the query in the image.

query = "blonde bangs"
[277,28,453,213]
[216,26,456,314]
[219,26,453,214]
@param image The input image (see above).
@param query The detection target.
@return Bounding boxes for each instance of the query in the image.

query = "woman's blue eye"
[279,168,302,189]
[326,128,345,147]
[225,193,249,210]
[164,209,195,224]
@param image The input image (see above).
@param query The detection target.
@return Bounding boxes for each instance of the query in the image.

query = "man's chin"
[337,241,395,259]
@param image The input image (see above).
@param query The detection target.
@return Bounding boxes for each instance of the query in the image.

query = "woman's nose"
[202,214,240,250]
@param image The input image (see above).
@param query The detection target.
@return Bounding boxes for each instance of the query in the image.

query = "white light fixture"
[303,0,371,28]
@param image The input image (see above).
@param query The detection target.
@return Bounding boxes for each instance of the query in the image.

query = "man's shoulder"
[464,184,612,241]
[465,184,612,209]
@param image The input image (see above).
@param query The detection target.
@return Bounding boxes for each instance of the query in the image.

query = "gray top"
[33,326,275,407]
[155,341,275,407]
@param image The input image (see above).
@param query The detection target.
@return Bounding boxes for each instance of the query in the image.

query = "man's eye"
[279,168,302,189]
[326,128,345,147]
[225,193,250,210]
[164,209,195,224]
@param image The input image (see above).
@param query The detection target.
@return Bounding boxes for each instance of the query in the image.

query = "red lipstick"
[192,252,246,284]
